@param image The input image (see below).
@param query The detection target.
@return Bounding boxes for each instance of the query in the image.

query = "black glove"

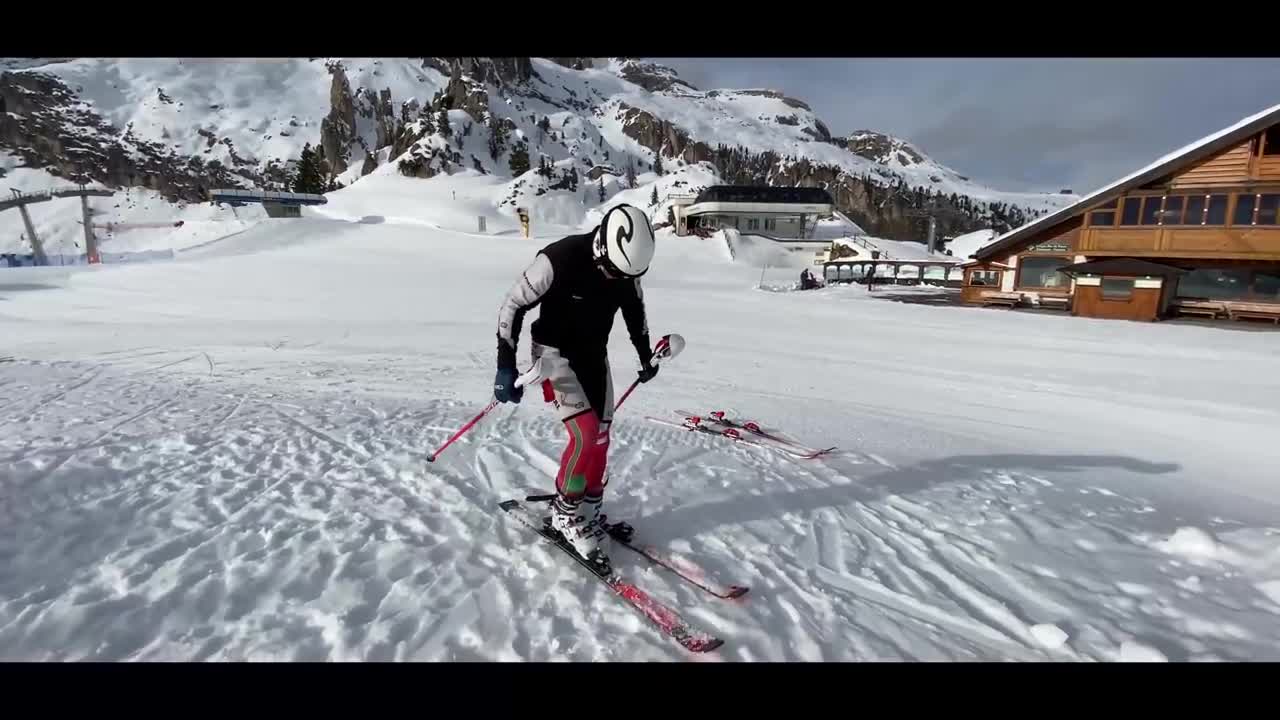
[494,366,523,403]
[637,362,659,383]
[636,343,659,384]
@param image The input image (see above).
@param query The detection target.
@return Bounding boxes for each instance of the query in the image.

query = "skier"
[494,204,659,571]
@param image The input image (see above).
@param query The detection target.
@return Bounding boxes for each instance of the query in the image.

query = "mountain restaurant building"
[674,185,834,243]
[967,102,1280,323]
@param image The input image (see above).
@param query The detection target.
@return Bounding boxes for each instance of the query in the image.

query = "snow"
[943,229,998,260]
[1119,640,1169,662]
[1030,623,1069,650]
[1,151,267,256]
[1154,527,1223,561]
[5,127,1280,663]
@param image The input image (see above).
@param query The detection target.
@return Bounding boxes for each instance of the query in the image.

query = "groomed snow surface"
[3,173,1280,662]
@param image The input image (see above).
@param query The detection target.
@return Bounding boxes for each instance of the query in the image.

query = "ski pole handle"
[614,333,685,413]
[426,358,548,463]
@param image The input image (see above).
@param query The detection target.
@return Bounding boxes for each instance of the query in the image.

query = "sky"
[654,58,1280,195]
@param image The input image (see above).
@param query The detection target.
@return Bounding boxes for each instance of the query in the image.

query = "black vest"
[531,232,634,360]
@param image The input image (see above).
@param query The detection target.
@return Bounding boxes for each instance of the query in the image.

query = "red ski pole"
[614,333,685,413]
[427,358,548,463]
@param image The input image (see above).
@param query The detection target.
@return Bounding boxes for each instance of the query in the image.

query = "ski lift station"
[208,188,328,218]
[670,185,836,254]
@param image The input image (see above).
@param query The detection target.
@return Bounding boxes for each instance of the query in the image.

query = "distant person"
[492,203,659,573]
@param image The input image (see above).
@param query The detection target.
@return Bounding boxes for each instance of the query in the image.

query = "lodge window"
[1234,194,1257,225]
[1120,197,1142,225]
[1183,195,1205,225]
[1140,196,1162,225]
[1255,271,1280,301]
[764,217,777,232]
[1089,198,1118,227]
[1177,268,1254,300]
[746,217,760,231]
[1169,194,1229,225]
[1258,195,1280,225]
[1205,194,1228,225]
[1161,196,1184,224]
[1101,277,1134,300]
[1016,256,1072,289]
[1265,127,1280,156]
[968,270,1000,286]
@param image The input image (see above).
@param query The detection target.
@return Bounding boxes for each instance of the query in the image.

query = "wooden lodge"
[965,103,1280,324]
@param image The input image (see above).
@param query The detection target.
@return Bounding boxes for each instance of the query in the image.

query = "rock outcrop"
[614,59,696,93]
[0,71,254,201]
[320,65,357,175]
[839,130,926,166]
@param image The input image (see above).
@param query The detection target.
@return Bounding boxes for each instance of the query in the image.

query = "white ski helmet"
[593,204,655,278]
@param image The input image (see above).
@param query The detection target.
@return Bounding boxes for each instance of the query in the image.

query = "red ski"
[654,414,834,460]
[523,493,749,600]
[673,409,836,459]
[498,499,725,654]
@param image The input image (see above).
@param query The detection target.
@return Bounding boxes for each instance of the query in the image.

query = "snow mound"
[1030,624,1070,650]
[1154,526,1222,561]
[1257,580,1280,606]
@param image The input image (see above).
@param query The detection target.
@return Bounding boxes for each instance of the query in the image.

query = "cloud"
[651,58,1280,195]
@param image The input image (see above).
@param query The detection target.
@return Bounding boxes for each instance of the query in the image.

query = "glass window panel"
[1090,211,1115,227]
[1252,271,1280,300]
[1140,197,1162,225]
[1206,195,1228,225]
[1256,195,1280,226]
[1234,194,1257,225]
[1017,256,1072,289]
[1161,196,1184,224]
[1265,127,1280,156]
[1102,277,1134,300]
[1176,268,1253,300]
[1184,195,1206,225]
[1120,198,1141,225]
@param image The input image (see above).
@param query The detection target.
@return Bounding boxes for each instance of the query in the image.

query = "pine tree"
[488,117,509,162]
[598,176,606,203]
[508,140,530,176]
[626,160,637,189]
[649,185,659,207]
[437,107,450,136]
[653,154,664,176]
[292,143,326,194]
[568,166,579,192]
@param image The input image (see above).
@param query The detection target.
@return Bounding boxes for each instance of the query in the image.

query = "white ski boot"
[549,494,612,574]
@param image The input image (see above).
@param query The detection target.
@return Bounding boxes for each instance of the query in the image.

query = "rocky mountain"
[0,57,1077,243]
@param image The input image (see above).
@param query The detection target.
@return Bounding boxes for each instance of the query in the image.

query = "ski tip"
[498,499,520,511]
[688,637,725,653]
[726,585,750,599]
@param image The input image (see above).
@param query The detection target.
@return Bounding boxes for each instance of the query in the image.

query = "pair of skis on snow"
[499,495,747,654]
[647,409,838,460]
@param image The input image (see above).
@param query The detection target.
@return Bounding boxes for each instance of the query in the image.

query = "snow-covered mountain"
[1,57,1078,256]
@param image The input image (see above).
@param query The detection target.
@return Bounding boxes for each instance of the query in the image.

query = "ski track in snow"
[3,358,1278,661]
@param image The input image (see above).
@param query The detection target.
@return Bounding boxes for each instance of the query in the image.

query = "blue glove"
[494,367,523,403]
